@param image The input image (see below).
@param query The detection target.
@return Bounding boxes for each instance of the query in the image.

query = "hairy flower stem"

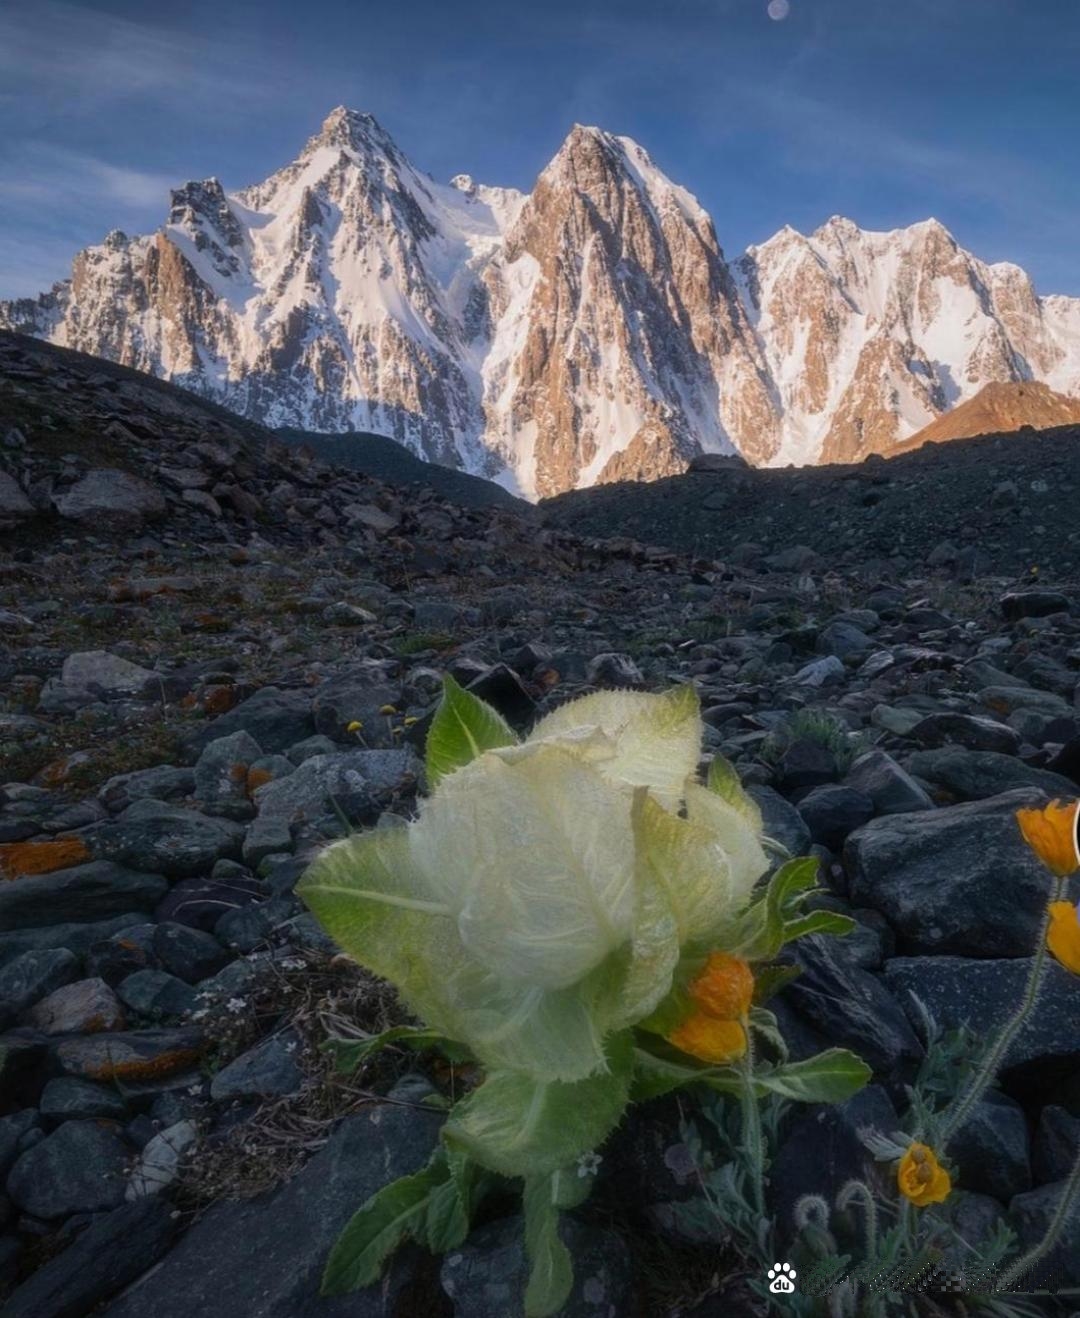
[837,1179,878,1260]
[740,1027,767,1238]
[940,879,1065,1148]
[996,1142,1080,1292]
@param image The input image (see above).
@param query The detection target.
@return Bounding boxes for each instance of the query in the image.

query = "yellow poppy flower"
[1047,900,1080,975]
[346,720,363,734]
[1016,801,1080,877]
[688,952,754,1021]
[897,1142,951,1207]
[667,1012,747,1065]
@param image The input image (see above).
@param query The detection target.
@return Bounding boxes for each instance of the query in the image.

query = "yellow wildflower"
[897,1143,951,1207]
[346,720,363,734]
[667,1012,747,1065]
[403,715,420,727]
[688,952,754,1021]
[1047,900,1080,975]
[1016,800,1079,877]
[378,704,396,716]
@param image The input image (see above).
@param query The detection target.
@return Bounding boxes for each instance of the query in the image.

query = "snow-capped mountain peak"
[2,108,1078,494]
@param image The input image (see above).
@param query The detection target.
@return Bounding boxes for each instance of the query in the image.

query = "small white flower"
[284,1041,297,1053]
[576,1152,602,1178]
[187,1083,203,1096]
[225,997,246,1014]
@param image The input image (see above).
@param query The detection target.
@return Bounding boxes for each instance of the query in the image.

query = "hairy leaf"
[523,1175,575,1318]
[751,1048,872,1104]
[426,674,518,788]
[443,1033,634,1178]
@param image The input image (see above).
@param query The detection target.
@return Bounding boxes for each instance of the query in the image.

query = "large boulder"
[54,468,167,529]
[0,862,167,931]
[102,1086,443,1318]
[6,1120,130,1218]
[844,790,1069,957]
[884,956,1080,1074]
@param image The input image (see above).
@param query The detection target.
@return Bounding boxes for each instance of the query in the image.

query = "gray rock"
[60,650,157,697]
[183,687,315,760]
[55,468,167,529]
[102,1097,443,1318]
[89,800,244,877]
[782,937,922,1075]
[98,765,195,814]
[1008,1181,1080,1287]
[1032,1106,1080,1184]
[193,730,263,818]
[845,749,934,815]
[796,784,875,850]
[586,652,645,688]
[0,469,34,521]
[0,1197,178,1318]
[1000,590,1070,621]
[979,684,1072,718]
[790,655,845,687]
[310,671,399,743]
[0,948,78,1027]
[816,621,875,660]
[909,712,1022,756]
[6,1119,130,1218]
[243,748,418,864]
[0,1111,39,1180]
[126,1119,198,1198]
[322,601,377,626]
[884,957,1080,1073]
[0,861,167,931]
[210,1030,304,1102]
[765,544,820,572]
[905,747,1076,802]
[0,914,147,972]
[949,1094,1031,1202]
[845,790,1061,957]
[441,1216,632,1318]
[117,969,198,1019]
[153,922,230,983]
[25,976,125,1034]
[747,785,812,857]
[40,1077,129,1123]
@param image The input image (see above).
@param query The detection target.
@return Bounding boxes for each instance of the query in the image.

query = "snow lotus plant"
[298,679,870,1315]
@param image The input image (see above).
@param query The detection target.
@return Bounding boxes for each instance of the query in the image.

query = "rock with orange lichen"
[53,1028,205,1082]
[0,837,90,880]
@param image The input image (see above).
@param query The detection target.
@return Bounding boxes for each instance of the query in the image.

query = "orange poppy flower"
[1016,801,1080,877]
[1047,900,1080,975]
[667,1011,747,1065]
[688,952,754,1021]
[897,1142,951,1207]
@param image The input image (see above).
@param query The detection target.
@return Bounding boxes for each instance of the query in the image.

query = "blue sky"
[1,0,1078,299]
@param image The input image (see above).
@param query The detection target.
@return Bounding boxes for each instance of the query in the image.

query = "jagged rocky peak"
[1,107,1079,493]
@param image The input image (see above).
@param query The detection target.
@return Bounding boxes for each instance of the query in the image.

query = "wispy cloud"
[0,1,273,112]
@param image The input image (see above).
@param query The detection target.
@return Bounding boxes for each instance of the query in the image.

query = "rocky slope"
[3,333,1080,1311]
[894,381,1080,454]
[544,425,1080,580]
[4,108,1079,494]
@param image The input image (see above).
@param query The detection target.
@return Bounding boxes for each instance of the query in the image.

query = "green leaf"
[782,911,856,941]
[748,1006,788,1059]
[523,1175,575,1318]
[751,962,802,1004]
[426,674,518,788]
[322,1154,450,1295]
[752,1049,871,1104]
[725,856,838,960]
[443,1033,634,1178]
[322,1025,467,1073]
